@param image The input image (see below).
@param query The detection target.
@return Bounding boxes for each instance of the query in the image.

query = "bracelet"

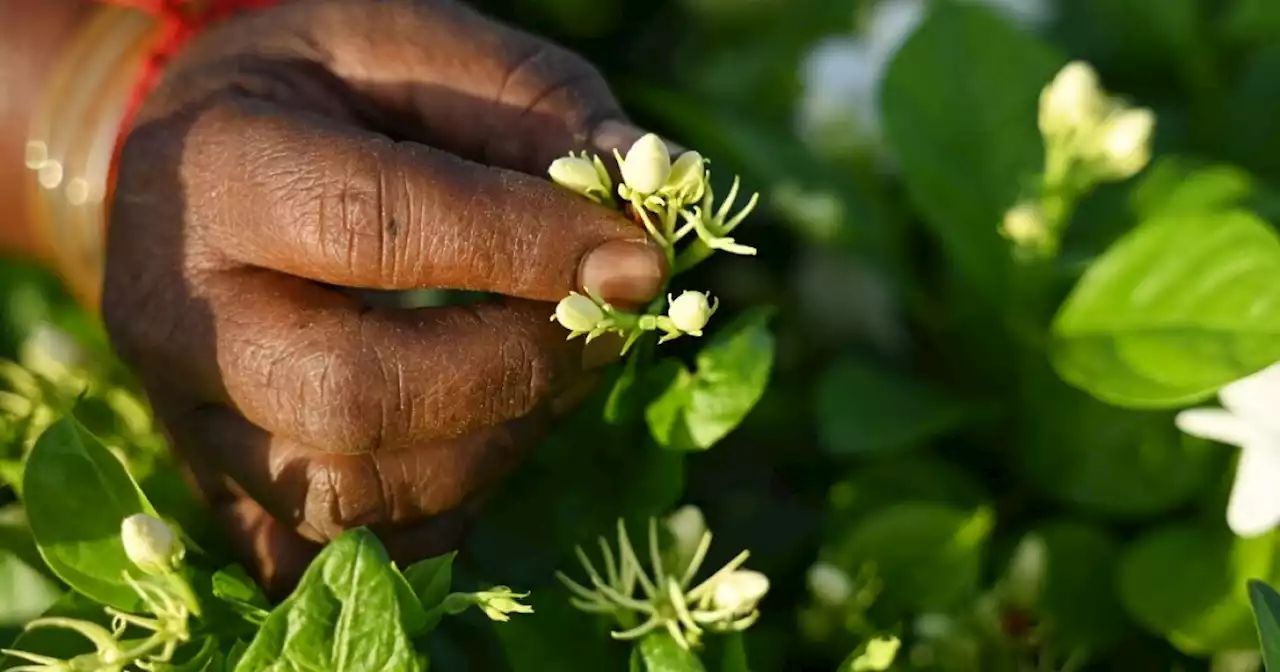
[23,0,283,309]
[24,5,157,308]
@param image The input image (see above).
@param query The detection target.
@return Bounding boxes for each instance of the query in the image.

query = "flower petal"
[1228,442,1280,537]
[1175,408,1253,447]
[1219,360,1280,433]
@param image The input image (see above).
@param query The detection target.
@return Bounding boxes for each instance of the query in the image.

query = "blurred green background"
[8,0,1280,670]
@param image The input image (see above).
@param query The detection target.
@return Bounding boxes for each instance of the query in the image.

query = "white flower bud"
[711,569,769,616]
[549,156,610,201]
[665,505,707,563]
[121,513,182,576]
[620,133,671,195]
[473,587,533,622]
[806,561,853,607]
[554,293,605,333]
[667,291,715,336]
[1038,61,1105,139]
[1092,107,1155,180]
[662,151,706,202]
[999,201,1049,249]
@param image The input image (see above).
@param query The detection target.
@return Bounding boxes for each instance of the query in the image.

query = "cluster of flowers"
[557,507,770,650]
[1002,60,1157,255]
[4,514,198,671]
[547,134,759,352]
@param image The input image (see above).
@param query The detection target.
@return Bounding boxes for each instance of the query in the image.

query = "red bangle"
[94,0,283,188]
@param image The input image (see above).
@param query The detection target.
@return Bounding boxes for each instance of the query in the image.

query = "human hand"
[101,0,670,593]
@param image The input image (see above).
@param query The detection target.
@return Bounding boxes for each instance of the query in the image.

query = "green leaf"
[390,568,430,638]
[403,553,454,610]
[633,632,707,672]
[815,356,971,457]
[1018,366,1219,518]
[828,503,992,618]
[1051,210,1280,408]
[401,551,454,634]
[1118,525,1270,654]
[0,549,61,627]
[1000,521,1130,650]
[1249,580,1280,671]
[23,414,156,611]
[224,640,250,671]
[881,1,1060,299]
[235,528,419,672]
[646,309,775,452]
[838,637,900,671]
[0,506,60,627]
[211,565,269,625]
[1131,160,1254,222]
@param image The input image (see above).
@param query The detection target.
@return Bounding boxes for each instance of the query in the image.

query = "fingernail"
[579,240,666,305]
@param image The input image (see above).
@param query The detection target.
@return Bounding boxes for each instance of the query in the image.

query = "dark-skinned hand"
[102,0,670,595]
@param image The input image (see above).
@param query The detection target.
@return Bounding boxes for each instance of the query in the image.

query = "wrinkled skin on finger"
[102,0,668,595]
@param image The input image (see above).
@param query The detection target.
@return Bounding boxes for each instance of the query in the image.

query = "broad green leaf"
[646,309,774,452]
[828,503,992,618]
[211,565,269,625]
[235,528,419,672]
[23,414,156,611]
[633,632,707,672]
[881,1,1059,300]
[1018,366,1218,518]
[1000,521,1130,650]
[815,356,971,456]
[1131,160,1254,222]
[1118,525,1271,654]
[1052,210,1280,408]
[1249,580,1280,670]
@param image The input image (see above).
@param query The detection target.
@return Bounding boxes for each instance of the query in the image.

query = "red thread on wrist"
[95,0,282,192]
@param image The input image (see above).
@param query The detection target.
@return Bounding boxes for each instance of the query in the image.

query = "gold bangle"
[24,5,158,310]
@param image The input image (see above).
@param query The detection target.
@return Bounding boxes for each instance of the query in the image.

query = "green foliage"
[8,0,1280,668]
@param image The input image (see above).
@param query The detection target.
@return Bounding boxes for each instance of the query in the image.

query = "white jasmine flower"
[1038,61,1106,140]
[666,505,708,560]
[1090,107,1156,180]
[710,569,770,616]
[1176,362,1280,537]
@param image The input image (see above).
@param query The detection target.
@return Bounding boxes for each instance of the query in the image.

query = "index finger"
[142,99,667,304]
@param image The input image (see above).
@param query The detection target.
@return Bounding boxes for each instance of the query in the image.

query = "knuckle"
[302,457,388,537]
[274,343,383,455]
